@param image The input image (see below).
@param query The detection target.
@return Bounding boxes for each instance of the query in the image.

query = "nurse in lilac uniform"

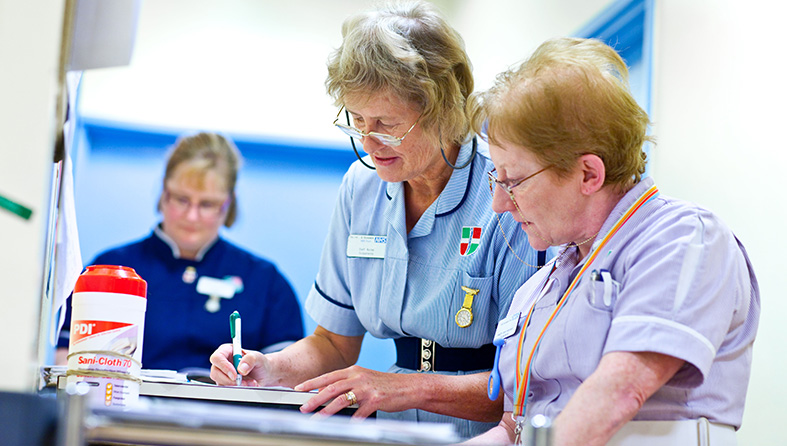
[465,38,760,446]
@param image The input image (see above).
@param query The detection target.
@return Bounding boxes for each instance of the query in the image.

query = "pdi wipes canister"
[66,265,147,408]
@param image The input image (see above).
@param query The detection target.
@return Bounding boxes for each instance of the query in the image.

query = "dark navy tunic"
[60,228,304,372]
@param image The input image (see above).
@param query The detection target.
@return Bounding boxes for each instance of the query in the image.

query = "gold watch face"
[455,308,473,328]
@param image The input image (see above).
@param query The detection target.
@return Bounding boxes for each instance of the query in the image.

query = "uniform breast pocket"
[445,272,495,347]
[563,270,619,378]
[587,269,619,310]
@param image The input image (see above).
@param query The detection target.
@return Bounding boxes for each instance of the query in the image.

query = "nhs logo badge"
[347,234,387,259]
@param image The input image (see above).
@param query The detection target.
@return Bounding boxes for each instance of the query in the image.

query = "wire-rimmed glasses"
[332,105,420,147]
[486,166,552,204]
[486,164,554,269]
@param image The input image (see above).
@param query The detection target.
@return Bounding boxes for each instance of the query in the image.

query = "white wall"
[0,0,66,391]
[650,1,786,444]
[76,0,611,141]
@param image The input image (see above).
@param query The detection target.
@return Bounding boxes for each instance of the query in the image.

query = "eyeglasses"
[487,166,552,204]
[332,105,420,147]
[164,189,230,218]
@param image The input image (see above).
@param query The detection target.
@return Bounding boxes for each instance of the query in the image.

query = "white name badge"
[493,311,521,342]
[196,276,237,299]
[347,234,387,259]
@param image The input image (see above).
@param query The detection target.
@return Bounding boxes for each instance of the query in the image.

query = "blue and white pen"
[230,310,242,386]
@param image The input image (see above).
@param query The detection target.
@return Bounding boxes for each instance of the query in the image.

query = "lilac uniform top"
[498,177,760,429]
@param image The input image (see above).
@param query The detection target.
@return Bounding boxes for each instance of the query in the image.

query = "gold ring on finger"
[344,390,357,406]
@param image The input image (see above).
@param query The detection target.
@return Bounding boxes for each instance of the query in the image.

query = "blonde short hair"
[158,132,242,227]
[326,0,474,146]
[469,37,652,189]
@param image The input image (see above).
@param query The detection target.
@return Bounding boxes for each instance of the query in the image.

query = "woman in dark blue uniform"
[57,132,303,372]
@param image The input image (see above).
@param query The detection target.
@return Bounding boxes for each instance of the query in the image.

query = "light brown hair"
[158,132,242,227]
[326,0,474,146]
[469,37,652,189]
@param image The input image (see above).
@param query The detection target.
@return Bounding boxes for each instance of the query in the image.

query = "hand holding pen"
[230,310,243,386]
[209,315,275,387]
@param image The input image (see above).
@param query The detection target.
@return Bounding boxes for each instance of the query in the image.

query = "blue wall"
[575,0,653,115]
[72,118,397,372]
[575,0,654,168]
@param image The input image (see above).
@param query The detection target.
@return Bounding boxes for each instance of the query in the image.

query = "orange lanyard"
[513,185,659,418]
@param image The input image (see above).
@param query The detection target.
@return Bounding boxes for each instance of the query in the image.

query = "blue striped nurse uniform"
[305,138,549,438]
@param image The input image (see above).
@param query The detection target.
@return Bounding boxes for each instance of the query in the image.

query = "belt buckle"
[419,339,436,372]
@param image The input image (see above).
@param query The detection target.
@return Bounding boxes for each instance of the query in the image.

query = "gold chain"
[494,197,598,269]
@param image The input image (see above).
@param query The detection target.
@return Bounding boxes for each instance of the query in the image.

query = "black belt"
[394,337,496,372]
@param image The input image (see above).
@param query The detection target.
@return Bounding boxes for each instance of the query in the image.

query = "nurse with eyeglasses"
[465,37,759,446]
[57,132,304,373]
[208,0,550,439]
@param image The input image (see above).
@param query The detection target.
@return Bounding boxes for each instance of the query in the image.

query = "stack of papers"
[88,396,461,445]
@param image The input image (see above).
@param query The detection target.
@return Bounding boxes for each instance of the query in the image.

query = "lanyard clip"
[513,414,554,446]
[511,414,526,445]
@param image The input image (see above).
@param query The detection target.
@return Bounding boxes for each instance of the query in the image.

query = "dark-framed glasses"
[164,189,230,218]
[332,105,419,147]
[487,165,552,202]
